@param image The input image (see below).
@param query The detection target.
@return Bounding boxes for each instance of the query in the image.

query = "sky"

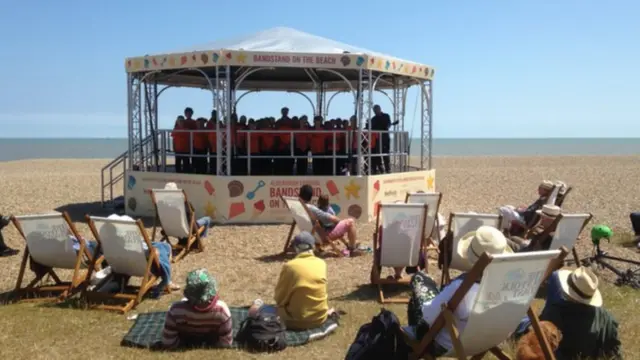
[0,1,638,139]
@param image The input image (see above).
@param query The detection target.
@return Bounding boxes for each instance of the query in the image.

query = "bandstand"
[110,27,436,224]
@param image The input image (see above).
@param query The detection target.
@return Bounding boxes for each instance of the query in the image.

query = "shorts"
[328,219,353,239]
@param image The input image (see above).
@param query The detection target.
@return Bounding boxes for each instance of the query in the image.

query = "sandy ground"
[0,155,638,359]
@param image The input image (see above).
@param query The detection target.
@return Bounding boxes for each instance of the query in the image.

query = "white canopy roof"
[125,27,434,90]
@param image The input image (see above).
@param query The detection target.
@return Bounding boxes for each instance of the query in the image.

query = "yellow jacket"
[274,251,328,330]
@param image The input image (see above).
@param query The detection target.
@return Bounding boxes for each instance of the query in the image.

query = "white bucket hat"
[557,267,602,307]
[164,182,179,190]
[456,226,513,265]
[536,204,561,217]
[539,180,554,191]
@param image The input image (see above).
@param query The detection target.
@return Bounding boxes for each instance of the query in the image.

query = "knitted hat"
[183,269,218,307]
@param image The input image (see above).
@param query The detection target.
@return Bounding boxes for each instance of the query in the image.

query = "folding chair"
[85,215,165,313]
[150,188,205,262]
[440,212,502,287]
[10,212,102,302]
[401,248,569,360]
[370,203,429,303]
[405,192,443,250]
[555,186,572,207]
[280,196,347,256]
[527,213,592,266]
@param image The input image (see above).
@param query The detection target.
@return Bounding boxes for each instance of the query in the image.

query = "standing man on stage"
[371,105,398,173]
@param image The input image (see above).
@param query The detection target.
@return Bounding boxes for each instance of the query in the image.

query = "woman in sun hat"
[162,268,233,349]
[406,226,512,357]
[498,180,555,234]
[515,266,622,359]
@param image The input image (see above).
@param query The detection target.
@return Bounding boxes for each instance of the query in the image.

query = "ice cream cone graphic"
[250,209,264,220]
[251,200,266,220]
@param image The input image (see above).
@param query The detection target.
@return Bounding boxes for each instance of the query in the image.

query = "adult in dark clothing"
[507,204,560,252]
[630,212,640,248]
[0,214,19,256]
[515,267,622,360]
[498,180,555,234]
[370,104,398,173]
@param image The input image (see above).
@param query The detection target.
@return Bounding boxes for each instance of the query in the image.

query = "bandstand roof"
[125,27,434,91]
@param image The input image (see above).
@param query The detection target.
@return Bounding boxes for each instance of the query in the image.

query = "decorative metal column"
[420,80,433,170]
[127,74,143,170]
[356,69,373,175]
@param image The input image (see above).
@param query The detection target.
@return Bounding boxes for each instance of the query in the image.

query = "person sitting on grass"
[0,214,19,257]
[162,268,232,349]
[163,182,212,247]
[99,214,180,295]
[299,184,362,256]
[249,232,335,330]
[406,226,513,357]
[507,204,560,252]
[514,266,622,359]
[499,180,555,234]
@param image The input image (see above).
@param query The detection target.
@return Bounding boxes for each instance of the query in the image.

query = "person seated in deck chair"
[101,214,180,294]
[514,266,622,359]
[163,182,212,247]
[162,268,232,349]
[499,180,555,234]
[298,184,362,256]
[506,204,560,252]
[0,214,19,256]
[249,232,335,330]
[406,226,513,357]
[630,212,640,248]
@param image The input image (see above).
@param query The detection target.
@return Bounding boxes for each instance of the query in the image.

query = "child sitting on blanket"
[162,269,232,349]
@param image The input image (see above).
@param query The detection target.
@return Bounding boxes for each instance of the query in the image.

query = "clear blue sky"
[0,1,638,138]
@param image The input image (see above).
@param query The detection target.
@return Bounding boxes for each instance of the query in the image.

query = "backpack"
[345,309,410,360]
[235,313,287,353]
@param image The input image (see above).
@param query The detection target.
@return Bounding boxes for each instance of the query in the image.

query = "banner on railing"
[124,169,435,224]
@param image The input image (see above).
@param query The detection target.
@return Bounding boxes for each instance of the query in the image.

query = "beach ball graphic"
[127,175,136,190]
[330,203,341,215]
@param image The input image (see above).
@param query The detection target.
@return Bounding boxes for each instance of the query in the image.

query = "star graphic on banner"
[344,180,361,200]
[205,201,217,219]
[426,174,435,191]
[236,53,247,64]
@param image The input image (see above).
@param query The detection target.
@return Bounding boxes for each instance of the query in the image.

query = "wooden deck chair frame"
[10,212,103,302]
[150,189,205,262]
[280,196,348,256]
[405,192,443,252]
[555,186,572,207]
[85,215,164,314]
[370,203,429,304]
[440,212,503,287]
[401,247,569,360]
[526,212,592,266]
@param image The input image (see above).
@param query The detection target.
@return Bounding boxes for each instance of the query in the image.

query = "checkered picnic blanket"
[121,307,339,349]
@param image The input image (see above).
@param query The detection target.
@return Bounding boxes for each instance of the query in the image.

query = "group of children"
[171,107,386,176]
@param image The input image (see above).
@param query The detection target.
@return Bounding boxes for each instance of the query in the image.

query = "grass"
[0,224,638,359]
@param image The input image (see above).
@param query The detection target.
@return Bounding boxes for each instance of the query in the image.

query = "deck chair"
[280,196,347,256]
[370,203,429,303]
[555,186,572,207]
[440,212,502,287]
[10,212,102,302]
[150,188,204,262]
[405,192,443,251]
[527,213,592,266]
[85,215,164,313]
[401,248,569,360]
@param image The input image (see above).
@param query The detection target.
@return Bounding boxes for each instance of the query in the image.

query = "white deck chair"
[546,185,560,205]
[402,248,569,360]
[280,196,347,256]
[405,192,443,248]
[440,212,502,286]
[150,188,205,262]
[531,213,593,266]
[370,203,428,303]
[10,212,101,301]
[85,215,163,313]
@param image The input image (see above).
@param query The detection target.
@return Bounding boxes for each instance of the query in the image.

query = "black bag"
[235,314,287,353]
[345,309,410,360]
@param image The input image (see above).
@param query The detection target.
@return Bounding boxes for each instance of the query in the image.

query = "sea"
[0,138,638,162]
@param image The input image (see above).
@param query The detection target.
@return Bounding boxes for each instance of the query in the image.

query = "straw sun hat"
[557,267,602,307]
[456,226,513,265]
[536,204,561,217]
